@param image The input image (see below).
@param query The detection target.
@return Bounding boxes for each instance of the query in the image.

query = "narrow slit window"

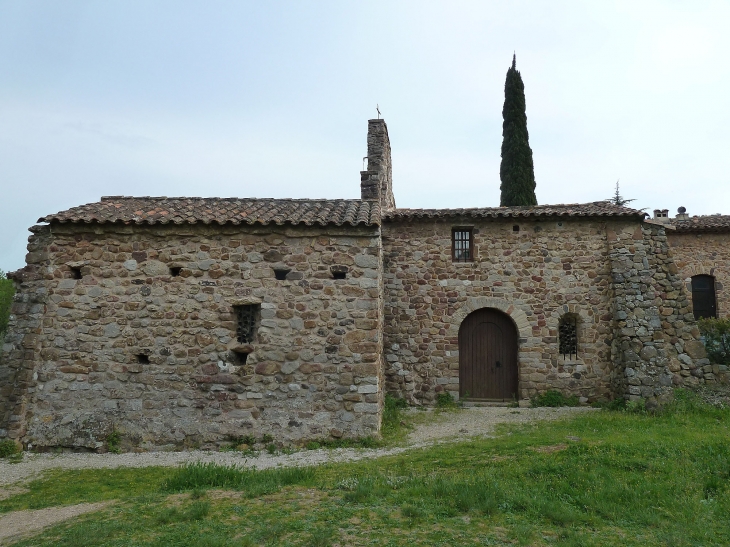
[452,228,473,263]
[559,316,578,359]
[234,305,260,344]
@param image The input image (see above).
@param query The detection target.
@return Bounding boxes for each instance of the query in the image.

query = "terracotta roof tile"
[670,215,730,233]
[384,201,645,221]
[39,197,381,227]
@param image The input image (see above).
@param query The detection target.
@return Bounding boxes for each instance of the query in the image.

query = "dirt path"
[0,502,110,545]
[0,406,594,488]
[0,406,594,545]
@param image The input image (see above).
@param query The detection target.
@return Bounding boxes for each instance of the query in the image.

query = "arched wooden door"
[459,308,518,401]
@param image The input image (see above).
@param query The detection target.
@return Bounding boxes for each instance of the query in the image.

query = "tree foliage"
[607,180,635,207]
[499,54,537,207]
[0,269,15,338]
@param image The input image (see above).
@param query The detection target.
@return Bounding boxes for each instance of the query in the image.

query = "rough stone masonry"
[1,118,727,451]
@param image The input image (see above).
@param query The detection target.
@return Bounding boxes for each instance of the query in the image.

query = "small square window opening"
[452,228,473,263]
[70,267,82,280]
[136,353,150,364]
[231,351,249,365]
[512,225,520,232]
[331,265,349,279]
[169,267,182,277]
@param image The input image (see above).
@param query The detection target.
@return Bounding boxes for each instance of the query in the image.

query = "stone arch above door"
[681,264,719,280]
[447,297,531,339]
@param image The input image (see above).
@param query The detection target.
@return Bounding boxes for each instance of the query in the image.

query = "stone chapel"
[1,119,728,451]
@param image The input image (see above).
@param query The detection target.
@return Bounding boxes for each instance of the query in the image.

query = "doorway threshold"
[460,400,514,407]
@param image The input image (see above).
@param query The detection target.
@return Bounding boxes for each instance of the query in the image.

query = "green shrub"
[436,392,457,408]
[531,390,580,408]
[106,429,122,454]
[698,317,730,365]
[0,270,15,338]
[0,439,20,458]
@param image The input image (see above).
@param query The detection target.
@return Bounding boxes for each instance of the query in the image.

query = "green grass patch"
[0,466,169,513]
[4,389,730,546]
[162,462,316,497]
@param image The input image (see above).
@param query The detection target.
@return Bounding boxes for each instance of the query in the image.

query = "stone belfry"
[360,119,396,210]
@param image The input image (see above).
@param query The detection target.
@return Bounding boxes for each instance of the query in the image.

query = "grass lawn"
[2,390,729,546]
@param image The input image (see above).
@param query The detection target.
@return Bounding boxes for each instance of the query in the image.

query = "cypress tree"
[500,54,537,206]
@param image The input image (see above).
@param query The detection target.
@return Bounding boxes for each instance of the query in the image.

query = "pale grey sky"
[2,1,729,272]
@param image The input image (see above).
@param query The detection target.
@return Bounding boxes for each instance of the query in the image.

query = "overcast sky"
[1,1,729,272]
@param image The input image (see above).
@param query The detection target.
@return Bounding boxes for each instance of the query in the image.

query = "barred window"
[452,228,473,262]
[559,315,578,359]
[234,305,260,344]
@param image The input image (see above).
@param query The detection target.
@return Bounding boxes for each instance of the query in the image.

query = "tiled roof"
[39,197,381,227]
[384,201,646,221]
[670,215,730,233]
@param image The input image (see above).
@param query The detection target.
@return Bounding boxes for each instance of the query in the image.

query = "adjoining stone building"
[650,208,730,321]
[1,118,727,451]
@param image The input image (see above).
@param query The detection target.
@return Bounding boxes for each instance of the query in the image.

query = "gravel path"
[0,406,594,488]
[0,406,595,545]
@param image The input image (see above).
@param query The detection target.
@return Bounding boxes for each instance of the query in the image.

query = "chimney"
[675,206,689,220]
[360,119,396,209]
[652,209,670,222]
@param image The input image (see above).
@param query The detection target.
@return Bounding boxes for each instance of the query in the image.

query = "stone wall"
[0,227,50,443]
[608,222,726,406]
[381,217,618,404]
[0,222,383,451]
[666,231,730,319]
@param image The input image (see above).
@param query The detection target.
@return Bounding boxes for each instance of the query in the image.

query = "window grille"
[452,228,473,262]
[559,316,578,359]
[234,305,259,344]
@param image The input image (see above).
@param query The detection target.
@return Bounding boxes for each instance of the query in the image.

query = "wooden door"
[459,308,518,400]
[691,275,717,319]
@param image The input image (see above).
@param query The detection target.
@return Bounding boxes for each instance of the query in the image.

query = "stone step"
[460,400,514,408]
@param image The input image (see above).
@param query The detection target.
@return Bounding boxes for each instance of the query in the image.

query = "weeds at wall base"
[0,438,21,459]
[530,390,580,407]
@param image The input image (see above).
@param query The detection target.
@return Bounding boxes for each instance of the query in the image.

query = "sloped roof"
[384,201,645,221]
[670,215,730,233]
[39,196,381,227]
